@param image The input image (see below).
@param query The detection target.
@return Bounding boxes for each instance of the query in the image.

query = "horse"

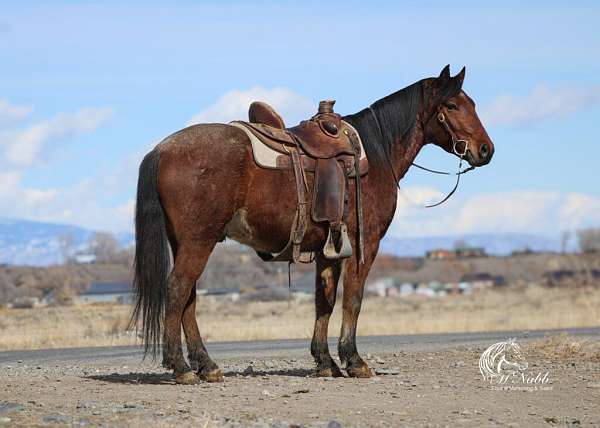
[130,65,495,384]
[479,339,529,381]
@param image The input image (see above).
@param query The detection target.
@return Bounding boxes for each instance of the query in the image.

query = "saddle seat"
[245,102,356,159]
[232,100,367,264]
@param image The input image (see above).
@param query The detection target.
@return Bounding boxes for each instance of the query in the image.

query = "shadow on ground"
[87,372,175,385]
[87,367,316,385]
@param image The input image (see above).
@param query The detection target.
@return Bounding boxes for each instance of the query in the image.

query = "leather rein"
[416,108,475,207]
[368,105,474,208]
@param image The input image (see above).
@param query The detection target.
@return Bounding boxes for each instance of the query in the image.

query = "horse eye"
[446,103,458,111]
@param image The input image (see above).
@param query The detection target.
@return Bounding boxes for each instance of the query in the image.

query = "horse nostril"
[479,144,489,159]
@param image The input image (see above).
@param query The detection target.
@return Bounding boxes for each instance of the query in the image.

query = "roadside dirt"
[1,339,599,427]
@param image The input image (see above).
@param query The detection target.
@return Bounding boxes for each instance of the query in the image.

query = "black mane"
[343,76,462,174]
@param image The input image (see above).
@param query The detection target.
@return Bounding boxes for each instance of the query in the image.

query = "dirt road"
[1,328,599,427]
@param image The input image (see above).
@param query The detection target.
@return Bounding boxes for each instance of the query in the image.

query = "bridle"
[411,107,475,207]
[368,104,475,208]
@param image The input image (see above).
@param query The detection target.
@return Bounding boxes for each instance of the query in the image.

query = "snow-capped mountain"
[0,218,133,266]
[0,217,566,266]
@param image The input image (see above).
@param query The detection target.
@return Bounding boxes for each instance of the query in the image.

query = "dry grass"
[527,333,600,361]
[0,285,599,351]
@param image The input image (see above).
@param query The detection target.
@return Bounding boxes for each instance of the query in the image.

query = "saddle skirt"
[229,120,368,175]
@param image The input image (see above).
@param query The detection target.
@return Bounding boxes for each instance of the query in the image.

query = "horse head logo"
[479,338,529,381]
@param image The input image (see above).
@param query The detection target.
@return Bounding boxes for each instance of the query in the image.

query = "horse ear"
[438,64,451,81]
[452,66,466,88]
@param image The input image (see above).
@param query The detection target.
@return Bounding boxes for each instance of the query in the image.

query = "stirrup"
[323,223,353,260]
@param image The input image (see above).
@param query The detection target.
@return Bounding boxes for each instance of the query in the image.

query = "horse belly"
[224,167,327,254]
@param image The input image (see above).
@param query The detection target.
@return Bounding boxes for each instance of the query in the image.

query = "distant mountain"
[0,218,133,266]
[0,217,567,266]
[380,233,564,257]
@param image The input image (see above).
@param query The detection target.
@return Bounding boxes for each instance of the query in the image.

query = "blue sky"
[1,1,599,239]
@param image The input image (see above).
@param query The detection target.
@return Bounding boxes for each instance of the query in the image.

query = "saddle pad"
[229,121,282,169]
[229,121,367,169]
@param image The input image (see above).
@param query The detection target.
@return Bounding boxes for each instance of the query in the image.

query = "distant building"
[198,287,241,301]
[454,247,487,258]
[77,281,132,304]
[460,272,505,288]
[399,283,416,297]
[426,247,487,260]
[366,277,397,297]
[426,249,455,260]
[543,269,600,287]
[11,296,42,309]
[73,253,97,264]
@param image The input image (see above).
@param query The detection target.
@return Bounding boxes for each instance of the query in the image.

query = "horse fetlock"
[162,352,190,374]
[337,340,358,366]
[175,371,200,385]
[310,339,330,359]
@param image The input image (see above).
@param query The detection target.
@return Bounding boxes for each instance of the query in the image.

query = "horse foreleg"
[163,240,216,384]
[182,287,222,382]
[311,255,343,377]
[338,246,377,378]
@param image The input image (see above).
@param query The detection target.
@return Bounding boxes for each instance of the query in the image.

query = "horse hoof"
[199,368,224,383]
[346,365,373,378]
[175,371,200,385]
[315,365,344,378]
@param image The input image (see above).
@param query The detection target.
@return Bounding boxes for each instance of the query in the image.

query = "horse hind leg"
[162,239,216,384]
[182,286,223,382]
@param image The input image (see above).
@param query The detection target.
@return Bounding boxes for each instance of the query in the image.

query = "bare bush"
[89,232,120,263]
[58,233,76,264]
[577,228,600,253]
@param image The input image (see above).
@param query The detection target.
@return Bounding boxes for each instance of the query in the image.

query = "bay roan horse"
[130,65,494,384]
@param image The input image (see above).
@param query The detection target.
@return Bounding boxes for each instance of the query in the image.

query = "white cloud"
[0,99,32,126]
[188,86,314,126]
[0,173,134,232]
[0,170,21,195]
[390,188,600,238]
[1,107,113,166]
[0,102,129,232]
[482,84,600,127]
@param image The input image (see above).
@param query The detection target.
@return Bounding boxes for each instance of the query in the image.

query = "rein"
[369,105,474,208]
[416,109,475,208]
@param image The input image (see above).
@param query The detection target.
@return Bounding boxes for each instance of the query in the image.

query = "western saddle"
[231,100,367,264]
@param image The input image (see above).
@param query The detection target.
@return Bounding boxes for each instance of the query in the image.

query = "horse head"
[424,65,495,167]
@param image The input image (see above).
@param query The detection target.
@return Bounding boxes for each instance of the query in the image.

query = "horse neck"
[362,117,428,232]
[368,115,427,192]
[389,116,427,181]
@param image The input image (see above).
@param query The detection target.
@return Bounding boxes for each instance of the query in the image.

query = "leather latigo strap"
[347,130,364,264]
[256,145,307,264]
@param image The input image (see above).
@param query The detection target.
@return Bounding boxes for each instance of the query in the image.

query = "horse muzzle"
[466,142,494,167]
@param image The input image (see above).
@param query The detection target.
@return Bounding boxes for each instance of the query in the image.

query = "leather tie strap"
[347,129,364,265]
[290,148,308,262]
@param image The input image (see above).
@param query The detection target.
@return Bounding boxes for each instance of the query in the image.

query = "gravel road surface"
[1,327,599,427]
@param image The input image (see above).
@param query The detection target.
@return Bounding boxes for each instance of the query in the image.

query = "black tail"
[129,149,171,358]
